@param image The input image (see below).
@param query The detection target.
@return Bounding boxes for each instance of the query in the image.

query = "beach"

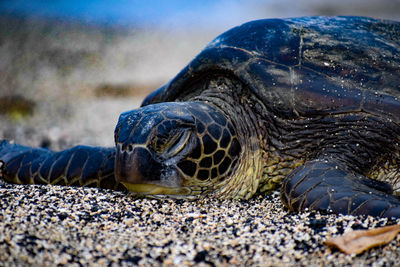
[1,179,400,266]
[1,9,400,266]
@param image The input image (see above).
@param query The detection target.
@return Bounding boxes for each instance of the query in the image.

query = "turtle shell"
[142,17,400,122]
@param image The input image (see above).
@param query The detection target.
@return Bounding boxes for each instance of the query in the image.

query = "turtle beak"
[114,145,188,196]
[115,146,162,185]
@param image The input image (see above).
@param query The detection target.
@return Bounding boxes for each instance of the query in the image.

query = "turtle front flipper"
[281,159,400,218]
[0,140,122,190]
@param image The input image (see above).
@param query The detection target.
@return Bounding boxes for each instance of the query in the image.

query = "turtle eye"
[152,129,191,157]
[165,129,191,157]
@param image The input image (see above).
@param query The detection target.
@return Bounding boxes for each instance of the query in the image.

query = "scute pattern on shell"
[143,16,400,122]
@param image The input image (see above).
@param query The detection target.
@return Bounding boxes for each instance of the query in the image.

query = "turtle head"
[114,102,241,198]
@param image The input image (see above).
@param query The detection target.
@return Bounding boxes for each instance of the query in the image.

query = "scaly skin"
[281,159,400,218]
[0,141,121,190]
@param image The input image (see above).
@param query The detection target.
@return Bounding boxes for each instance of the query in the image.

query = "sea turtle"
[1,16,400,218]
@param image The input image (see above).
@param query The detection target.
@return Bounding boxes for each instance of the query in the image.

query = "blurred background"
[0,0,399,149]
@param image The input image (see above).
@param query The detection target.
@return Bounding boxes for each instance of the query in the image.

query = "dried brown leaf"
[326,224,400,255]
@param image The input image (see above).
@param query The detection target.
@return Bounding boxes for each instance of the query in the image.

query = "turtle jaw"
[115,145,162,184]
[120,182,192,196]
[114,144,193,196]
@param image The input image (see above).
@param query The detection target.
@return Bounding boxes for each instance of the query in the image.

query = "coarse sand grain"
[1,181,400,267]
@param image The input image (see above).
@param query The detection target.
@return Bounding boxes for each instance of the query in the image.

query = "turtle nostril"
[127,144,134,152]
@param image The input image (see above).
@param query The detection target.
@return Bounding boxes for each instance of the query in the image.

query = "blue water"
[1,1,398,30]
[0,0,263,29]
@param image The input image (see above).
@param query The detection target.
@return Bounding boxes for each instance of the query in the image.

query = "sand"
[1,180,400,266]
